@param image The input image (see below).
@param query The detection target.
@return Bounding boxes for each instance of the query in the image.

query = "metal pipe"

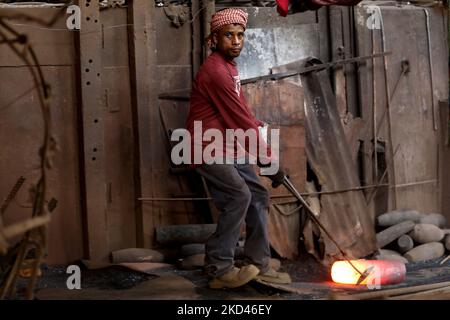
[139,197,212,201]
[374,6,397,209]
[242,52,391,85]
[138,178,437,202]
[371,21,378,182]
[424,9,437,131]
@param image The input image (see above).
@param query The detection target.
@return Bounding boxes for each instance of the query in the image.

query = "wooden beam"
[127,0,158,248]
[77,0,109,261]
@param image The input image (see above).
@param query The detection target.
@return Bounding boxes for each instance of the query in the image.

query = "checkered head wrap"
[210,8,248,34]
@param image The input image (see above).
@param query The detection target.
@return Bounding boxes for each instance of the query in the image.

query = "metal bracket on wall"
[77,0,109,261]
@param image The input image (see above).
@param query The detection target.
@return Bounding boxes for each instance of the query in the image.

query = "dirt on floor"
[5,254,450,300]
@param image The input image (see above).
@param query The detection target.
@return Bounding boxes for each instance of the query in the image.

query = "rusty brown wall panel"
[0,6,83,264]
[0,8,73,67]
[302,68,377,261]
[376,7,443,213]
[0,65,83,264]
[102,8,130,68]
[130,4,197,248]
[355,3,448,217]
[156,7,192,66]
[101,7,136,250]
[158,98,197,221]
[243,78,306,260]
[157,65,192,93]
[153,99,206,228]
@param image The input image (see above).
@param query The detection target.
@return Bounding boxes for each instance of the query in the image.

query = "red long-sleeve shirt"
[186,52,271,166]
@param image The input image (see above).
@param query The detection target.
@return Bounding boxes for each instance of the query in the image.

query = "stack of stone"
[375,210,450,263]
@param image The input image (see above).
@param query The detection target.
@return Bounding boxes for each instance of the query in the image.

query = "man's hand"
[266,169,286,189]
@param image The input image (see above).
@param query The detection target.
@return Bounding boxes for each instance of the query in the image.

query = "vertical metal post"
[424,9,437,131]
[374,6,397,210]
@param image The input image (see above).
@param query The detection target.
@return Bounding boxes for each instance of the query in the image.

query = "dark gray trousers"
[196,164,271,277]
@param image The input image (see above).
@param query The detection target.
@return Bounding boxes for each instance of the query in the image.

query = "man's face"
[213,24,245,60]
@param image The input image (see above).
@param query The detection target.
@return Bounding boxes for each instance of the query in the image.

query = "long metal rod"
[241,52,391,84]
[158,53,392,101]
[371,25,378,182]
[139,197,212,201]
[424,9,437,131]
[282,177,367,280]
[375,61,409,136]
[137,178,438,202]
[374,6,397,210]
[366,144,401,204]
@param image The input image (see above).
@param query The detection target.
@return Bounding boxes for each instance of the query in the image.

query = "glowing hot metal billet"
[331,259,406,286]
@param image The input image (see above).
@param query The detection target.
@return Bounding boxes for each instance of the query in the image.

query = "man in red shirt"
[185,8,291,289]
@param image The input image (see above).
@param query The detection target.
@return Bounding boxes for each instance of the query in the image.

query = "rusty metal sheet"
[152,10,207,230]
[229,2,323,81]
[157,65,192,94]
[155,6,192,66]
[355,3,448,215]
[236,24,320,80]
[301,66,377,262]
[0,5,83,264]
[243,78,306,260]
[158,100,206,225]
[0,6,74,67]
[101,7,129,68]
[0,65,83,264]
